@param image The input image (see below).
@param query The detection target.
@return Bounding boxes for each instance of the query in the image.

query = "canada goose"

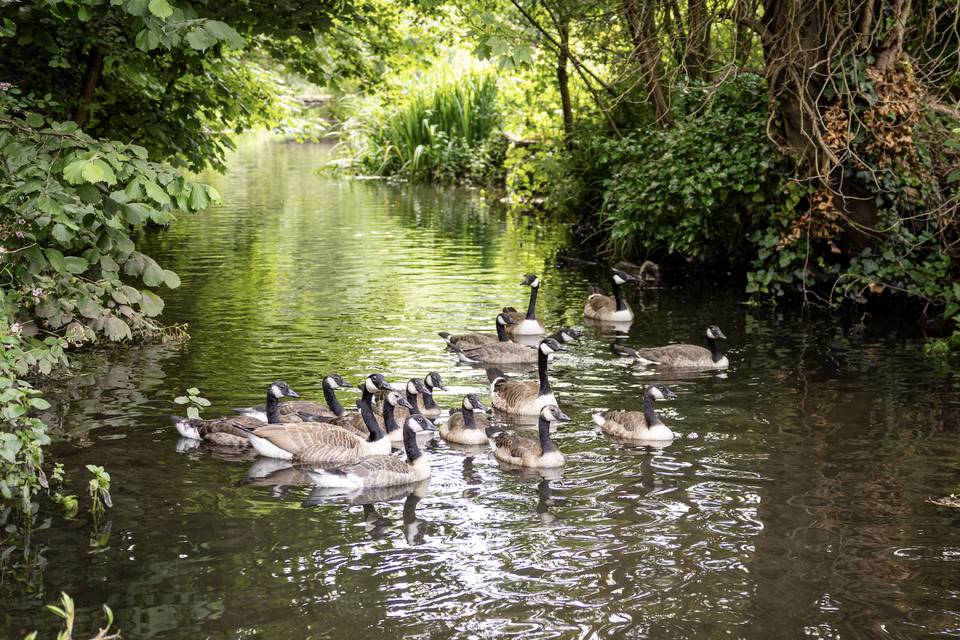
[584,269,638,322]
[173,381,300,446]
[238,389,411,462]
[449,338,538,365]
[616,326,729,369]
[306,415,437,489]
[503,274,546,336]
[489,338,565,416]
[594,384,678,441]
[546,327,583,344]
[416,371,447,417]
[233,374,352,422]
[440,394,490,445]
[493,404,570,468]
[439,312,515,350]
[373,377,429,424]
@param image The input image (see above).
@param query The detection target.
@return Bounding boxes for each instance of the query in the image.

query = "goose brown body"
[493,405,570,468]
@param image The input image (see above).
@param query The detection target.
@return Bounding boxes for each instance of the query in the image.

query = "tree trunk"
[685,0,710,79]
[733,0,755,67]
[72,47,104,128]
[557,15,574,143]
[624,0,673,125]
[761,0,915,251]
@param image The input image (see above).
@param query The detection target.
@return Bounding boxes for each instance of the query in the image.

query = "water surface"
[5,135,960,639]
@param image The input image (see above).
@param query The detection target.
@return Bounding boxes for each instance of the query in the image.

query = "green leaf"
[25,113,44,128]
[63,159,87,185]
[29,398,51,410]
[135,28,161,52]
[187,387,200,395]
[173,396,188,404]
[44,248,66,273]
[148,0,173,19]
[142,259,164,287]
[51,223,74,244]
[64,256,88,274]
[185,27,217,51]
[186,406,199,419]
[162,269,181,289]
[103,316,132,341]
[187,184,209,210]
[122,202,152,224]
[143,179,170,205]
[81,159,117,185]
[139,290,164,316]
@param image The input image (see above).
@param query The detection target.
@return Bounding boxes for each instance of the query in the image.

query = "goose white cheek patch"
[271,384,282,398]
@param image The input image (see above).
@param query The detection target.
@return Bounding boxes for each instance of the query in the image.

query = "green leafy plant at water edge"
[86,465,112,518]
[23,592,120,640]
[336,72,504,182]
[174,387,210,419]
[594,76,786,266]
[0,102,219,522]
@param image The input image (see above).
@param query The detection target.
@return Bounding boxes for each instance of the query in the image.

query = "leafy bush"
[595,76,785,265]
[337,72,504,182]
[0,98,217,519]
[747,61,960,346]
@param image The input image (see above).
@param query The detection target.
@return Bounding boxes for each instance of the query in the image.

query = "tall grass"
[341,72,502,181]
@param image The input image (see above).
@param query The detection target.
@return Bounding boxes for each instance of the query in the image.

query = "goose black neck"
[265,389,281,424]
[495,320,510,342]
[537,348,552,397]
[538,416,557,453]
[403,425,423,462]
[421,387,438,410]
[462,407,477,429]
[643,393,662,427]
[525,285,539,320]
[383,400,400,434]
[612,279,627,311]
[707,336,724,362]
[358,392,385,442]
[405,388,422,415]
[322,381,344,417]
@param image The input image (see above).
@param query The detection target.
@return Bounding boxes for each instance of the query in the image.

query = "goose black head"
[540,404,571,423]
[706,325,727,340]
[406,378,429,396]
[521,274,540,288]
[555,327,583,343]
[423,372,447,392]
[323,373,351,389]
[462,393,487,412]
[647,384,678,401]
[612,269,636,286]
[405,414,436,432]
[269,381,300,399]
[363,374,392,394]
[387,391,414,410]
[539,337,566,355]
[496,312,517,326]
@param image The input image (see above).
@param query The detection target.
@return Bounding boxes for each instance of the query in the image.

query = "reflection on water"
[5,135,960,639]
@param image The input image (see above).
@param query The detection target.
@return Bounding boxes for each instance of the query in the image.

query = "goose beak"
[434,380,448,392]
[397,396,413,410]
[555,410,572,422]
[287,389,301,398]
[474,400,488,412]
[503,315,516,324]
[377,379,394,391]
[714,329,727,340]
[666,390,678,400]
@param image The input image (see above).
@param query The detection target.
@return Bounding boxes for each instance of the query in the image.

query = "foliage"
[173,386,210,419]
[594,76,785,265]
[0,0,366,172]
[337,72,504,182]
[23,592,120,640]
[746,59,960,343]
[86,465,112,518]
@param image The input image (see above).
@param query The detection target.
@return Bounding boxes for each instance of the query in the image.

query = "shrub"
[338,72,504,182]
[595,75,786,266]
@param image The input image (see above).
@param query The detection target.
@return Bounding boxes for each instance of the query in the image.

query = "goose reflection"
[537,478,563,524]
[303,480,431,545]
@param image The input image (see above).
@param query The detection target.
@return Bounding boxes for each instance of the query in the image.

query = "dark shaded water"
[5,136,960,639]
